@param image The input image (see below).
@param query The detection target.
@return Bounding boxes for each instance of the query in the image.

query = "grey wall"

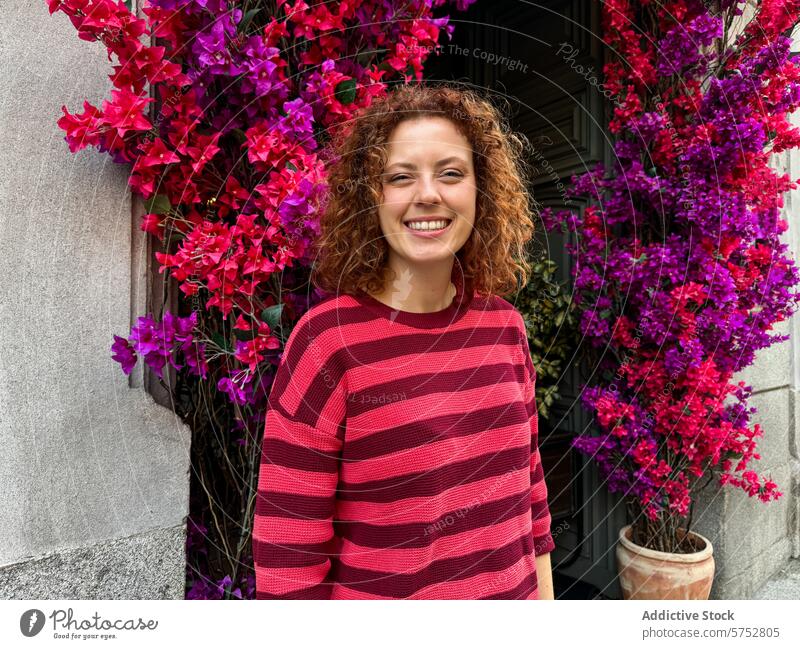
[0,1,190,598]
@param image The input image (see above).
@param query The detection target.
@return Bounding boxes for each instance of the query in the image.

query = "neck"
[369,261,456,313]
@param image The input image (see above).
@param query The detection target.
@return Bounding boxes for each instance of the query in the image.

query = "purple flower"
[118,312,205,380]
[182,339,209,379]
[129,316,165,356]
[280,97,315,144]
[111,335,137,375]
[217,375,250,405]
[656,13,723,77]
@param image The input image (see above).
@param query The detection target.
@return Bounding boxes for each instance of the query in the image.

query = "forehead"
[383,117,473,162]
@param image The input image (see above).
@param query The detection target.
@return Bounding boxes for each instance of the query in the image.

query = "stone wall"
[0,1,190,599]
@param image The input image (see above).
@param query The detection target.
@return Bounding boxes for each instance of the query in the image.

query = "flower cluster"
[543,1,800,523]
[112,311,208,380]
[49,0,475,409]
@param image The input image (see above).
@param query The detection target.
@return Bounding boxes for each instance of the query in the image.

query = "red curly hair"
[311,82,538,302]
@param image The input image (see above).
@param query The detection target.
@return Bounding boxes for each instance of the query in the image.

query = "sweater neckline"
[354,283,472,329]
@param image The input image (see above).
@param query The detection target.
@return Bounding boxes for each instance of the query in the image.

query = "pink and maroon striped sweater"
[252,287,555,599]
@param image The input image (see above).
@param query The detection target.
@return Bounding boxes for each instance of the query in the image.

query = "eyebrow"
[384,156,469,171]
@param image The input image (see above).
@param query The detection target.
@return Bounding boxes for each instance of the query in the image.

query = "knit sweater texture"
[252,286,555,599]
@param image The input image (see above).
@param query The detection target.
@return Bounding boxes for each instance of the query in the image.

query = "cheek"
[382,183,410,198]
[448,183,476,205]
[378,188,398,211]
[458,217,476,236]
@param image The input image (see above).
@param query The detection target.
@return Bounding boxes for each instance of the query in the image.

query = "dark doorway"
[425,0,625,599]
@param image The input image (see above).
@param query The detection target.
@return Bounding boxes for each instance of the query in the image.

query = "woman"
[252,83,555,599]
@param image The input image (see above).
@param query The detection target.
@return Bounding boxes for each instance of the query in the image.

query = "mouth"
[402,217,454,236]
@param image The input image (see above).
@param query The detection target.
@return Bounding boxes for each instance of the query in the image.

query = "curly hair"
[310,82,538,301]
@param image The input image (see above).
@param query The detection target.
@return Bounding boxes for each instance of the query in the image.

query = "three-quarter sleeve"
[252,315,346,599]
[518,316,556,556]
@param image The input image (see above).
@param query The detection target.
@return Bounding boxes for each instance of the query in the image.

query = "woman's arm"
[252,318,346,599]
[535,552,555,599]
[517,313,557,599]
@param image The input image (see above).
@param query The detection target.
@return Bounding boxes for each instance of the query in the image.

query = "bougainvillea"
[542,0,800,552]
[47,0,477,596]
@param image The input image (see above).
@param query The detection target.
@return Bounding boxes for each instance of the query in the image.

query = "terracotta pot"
[616,524,715,599]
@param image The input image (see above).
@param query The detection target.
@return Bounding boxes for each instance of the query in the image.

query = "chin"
[403,251,458,264]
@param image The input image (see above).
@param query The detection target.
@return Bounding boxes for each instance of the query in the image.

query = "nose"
[414,173,442,205]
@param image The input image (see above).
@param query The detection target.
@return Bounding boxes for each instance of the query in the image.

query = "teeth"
[406,220,450,231]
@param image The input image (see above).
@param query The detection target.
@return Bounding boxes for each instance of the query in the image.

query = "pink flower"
[100,88,153,137]
[57,100,103,152]
[111,335,137,375]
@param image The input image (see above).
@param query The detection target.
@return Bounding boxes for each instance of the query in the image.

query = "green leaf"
[231,128,248,145]
[356,50,377,66]
[233,327,258,341]
[334,79,358,105]
[599,309,612,320]
[238,7,261,35]
[211,332,233,353]
[123,0,134,11]
[285,161,297,172]
[145,194,171,215]
[261,303,284,331]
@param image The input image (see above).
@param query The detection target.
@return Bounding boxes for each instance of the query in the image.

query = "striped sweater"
[252,287,555,599]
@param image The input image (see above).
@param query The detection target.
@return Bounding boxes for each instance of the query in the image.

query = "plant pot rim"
[618,524,713,562]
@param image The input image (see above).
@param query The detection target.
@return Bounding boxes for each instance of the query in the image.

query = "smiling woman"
[369,115,477,312]
[252,83,554,600]
[314,83,536,308]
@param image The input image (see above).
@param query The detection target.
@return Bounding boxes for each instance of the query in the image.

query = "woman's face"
[376,116,477,268]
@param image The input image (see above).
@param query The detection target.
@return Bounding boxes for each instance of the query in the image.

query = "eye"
[385,170,464,183]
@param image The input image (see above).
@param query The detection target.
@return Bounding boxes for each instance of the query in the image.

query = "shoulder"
[296,292,363,328]
[490,294,521,314]
[482,294,526,336]
[492,297,536,381]
[275,295,353,390]
[283,292,361,354]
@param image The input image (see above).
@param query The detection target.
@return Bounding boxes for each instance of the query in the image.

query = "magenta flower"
[117,312,207,381]
[111,335,137,375]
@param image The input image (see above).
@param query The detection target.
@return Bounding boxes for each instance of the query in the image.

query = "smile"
[403,218,454,237]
